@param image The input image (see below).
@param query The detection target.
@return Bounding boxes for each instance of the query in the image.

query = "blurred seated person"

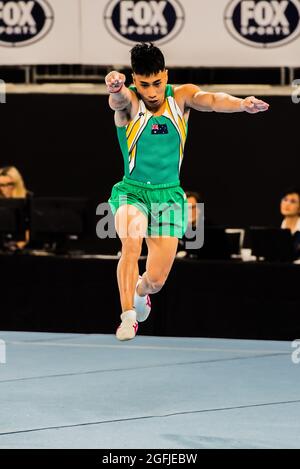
[177,191,203,258]
[280,187,300,259]
[280,187,300,233]
[0,166,31,250]
[0,166,30,199]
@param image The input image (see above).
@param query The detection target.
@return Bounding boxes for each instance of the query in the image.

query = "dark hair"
[281,187,300,200]
[185,191,203,203]
[131,42,165,76]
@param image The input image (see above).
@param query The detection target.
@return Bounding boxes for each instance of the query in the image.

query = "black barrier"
[0,254,299,340]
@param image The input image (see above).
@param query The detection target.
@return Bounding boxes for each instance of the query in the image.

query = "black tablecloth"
[1,253,299,340]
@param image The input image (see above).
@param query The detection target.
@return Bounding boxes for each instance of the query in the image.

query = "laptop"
[248,227,294,262]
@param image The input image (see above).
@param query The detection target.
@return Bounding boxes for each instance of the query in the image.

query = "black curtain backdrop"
[1,93,299,227]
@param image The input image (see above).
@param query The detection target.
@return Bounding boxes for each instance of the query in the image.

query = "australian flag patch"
[151,124,168,135]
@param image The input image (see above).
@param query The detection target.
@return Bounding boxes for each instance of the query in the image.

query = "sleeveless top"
[116,84,188,185]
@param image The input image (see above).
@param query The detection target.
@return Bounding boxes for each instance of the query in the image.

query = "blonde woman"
[0,166,28,199]
[0,166,30,249]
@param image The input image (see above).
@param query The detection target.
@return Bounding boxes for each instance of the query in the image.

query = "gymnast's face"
[280,193,300,217]
[132,70,168,111]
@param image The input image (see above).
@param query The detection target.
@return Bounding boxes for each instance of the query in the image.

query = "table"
[1,253,299,340]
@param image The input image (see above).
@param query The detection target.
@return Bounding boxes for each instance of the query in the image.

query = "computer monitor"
[249,227,294,262]
[29,197,91,253]
[225,228,245,257]
[0,198,27,247]
[196,226,231,260]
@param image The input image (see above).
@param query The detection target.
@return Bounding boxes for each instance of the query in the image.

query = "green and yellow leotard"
[116,84,188,185]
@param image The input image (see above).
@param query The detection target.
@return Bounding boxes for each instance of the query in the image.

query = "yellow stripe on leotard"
[165,98,187,156]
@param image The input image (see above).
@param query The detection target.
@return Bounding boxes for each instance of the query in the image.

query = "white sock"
[121,310,136,322]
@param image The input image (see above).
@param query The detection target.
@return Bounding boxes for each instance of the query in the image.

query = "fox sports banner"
[0,0,299,66]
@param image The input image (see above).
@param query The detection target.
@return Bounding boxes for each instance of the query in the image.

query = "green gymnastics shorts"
[108,176,188,238]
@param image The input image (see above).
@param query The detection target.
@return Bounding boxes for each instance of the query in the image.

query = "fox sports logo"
[104,0,185,45]
[225,0,300,48]
[0,0,54,47]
